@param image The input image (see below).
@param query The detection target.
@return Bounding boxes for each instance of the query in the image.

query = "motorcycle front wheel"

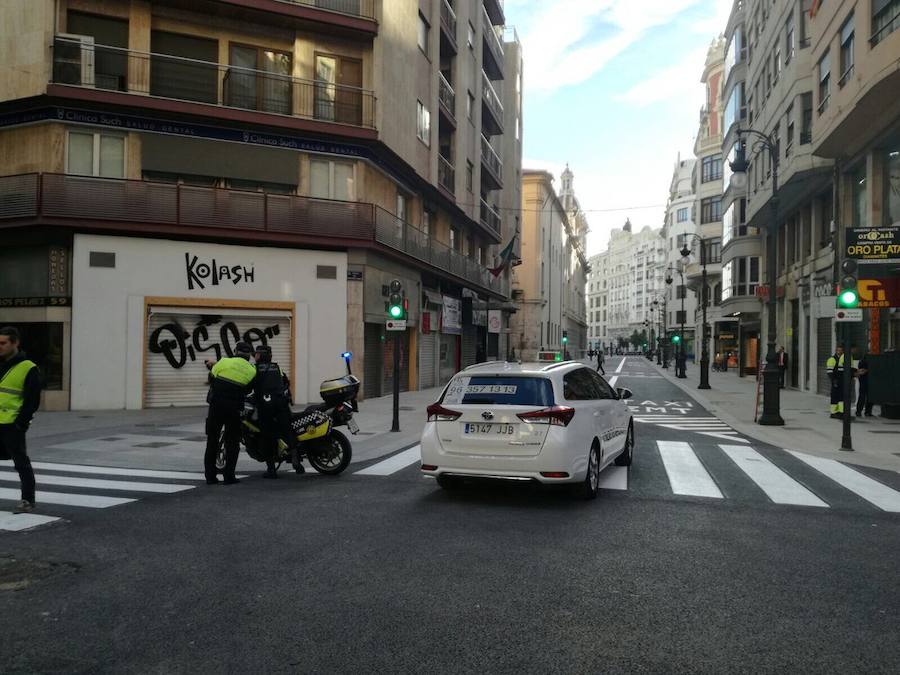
[307,429,352,475]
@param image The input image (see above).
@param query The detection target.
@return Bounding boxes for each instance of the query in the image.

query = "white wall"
[71,234,347,409]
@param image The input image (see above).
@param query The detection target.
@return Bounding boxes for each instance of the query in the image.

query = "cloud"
[615,46,708,107]
[511,0,703,95]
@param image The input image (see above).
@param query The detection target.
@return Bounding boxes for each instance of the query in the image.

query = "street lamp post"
[665,265,687,378]
[652,299,662,365]
[681,237,711,390]
[729,130,784,426]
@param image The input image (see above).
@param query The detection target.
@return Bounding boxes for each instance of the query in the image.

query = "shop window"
[67,130,125,178]
[885,149,900,226]
[7,323,64,390]
[851,164,867,228]
[0,246,50,296]
[309,159,355,201]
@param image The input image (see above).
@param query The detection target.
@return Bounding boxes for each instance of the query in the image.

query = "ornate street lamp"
[681,237,711,390]
[729,131,784,426]
[665,265,687,378]
[652,299,663,365]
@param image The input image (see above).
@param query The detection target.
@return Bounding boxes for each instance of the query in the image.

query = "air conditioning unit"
[54,34,95,87]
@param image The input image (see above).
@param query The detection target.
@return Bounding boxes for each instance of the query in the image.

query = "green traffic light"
[389,304,403,318]
[838,290,858,308]
[672,335,681,343]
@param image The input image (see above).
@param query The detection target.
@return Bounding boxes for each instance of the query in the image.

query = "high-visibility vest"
[0,360,37,424]
[211,357,256,386]
[825,354,845,378]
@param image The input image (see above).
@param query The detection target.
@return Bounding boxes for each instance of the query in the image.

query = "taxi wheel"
[615,424,634,467]
[577,444,600,500]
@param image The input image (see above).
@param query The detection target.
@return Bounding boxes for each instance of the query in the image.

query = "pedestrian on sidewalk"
[596,349,605,376]
[777,347,788,389]
[0,327,42,514]
[853,347,874,418]
[826,346,849,419]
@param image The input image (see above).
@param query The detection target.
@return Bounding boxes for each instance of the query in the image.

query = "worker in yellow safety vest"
[826,346,849,419]
[203,342,257,485]
[0,326,43,513]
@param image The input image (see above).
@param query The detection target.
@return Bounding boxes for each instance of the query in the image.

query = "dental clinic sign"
[185,253,255,290]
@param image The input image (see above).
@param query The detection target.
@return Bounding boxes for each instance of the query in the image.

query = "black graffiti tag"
[149,316,281,370]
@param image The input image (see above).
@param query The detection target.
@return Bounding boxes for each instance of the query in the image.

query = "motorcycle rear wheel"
[307,429,352,475]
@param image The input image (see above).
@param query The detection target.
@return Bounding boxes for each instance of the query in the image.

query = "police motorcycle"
[217,353,360,476]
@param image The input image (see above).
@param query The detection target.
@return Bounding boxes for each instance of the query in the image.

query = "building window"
[800,92,813,144]
[785,103,795,156]
[852,164,868,228]
[309,159,355,200]
[675,310,687,325]
[467,22,475,50]
[721,256,760,300]
[872,0,900,46]
[818,51,831,113]
[422,208,432,237]
[66,130,124,178]
[417,12,429,53]
[466,91,474,120]
[701,197,722,224]
[416,101,431,145]
[701,155,723,183]
[839,14,855,86]
[785,13,795,63]
[465,161,473,191]
[227,45,292,115]
[676,285,686,300]
[885,149,900,226]
[773,46,781,81]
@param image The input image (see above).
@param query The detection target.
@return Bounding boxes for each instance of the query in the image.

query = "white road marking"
[598,465,628,490]
[0,460,226,481]
[355,446,422,476]
[0,488,134,509]
[656,441,723,498]
[787,451,900,513]
[607,376,618,387]
[0,471,194,494]
[615,357,627,373]
[696,431,751,443]
[720,445,827,507]
[0,510,61,532]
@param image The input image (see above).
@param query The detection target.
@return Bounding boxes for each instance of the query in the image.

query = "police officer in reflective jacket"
[204,342,256,484]
[253,344,297,478]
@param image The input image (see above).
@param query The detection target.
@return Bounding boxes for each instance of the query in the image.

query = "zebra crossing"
[352,442,900,514]
[0,460,245,533]
[632,414,749,443]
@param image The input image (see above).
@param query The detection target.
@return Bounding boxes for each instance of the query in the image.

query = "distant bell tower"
[560,164,574,211]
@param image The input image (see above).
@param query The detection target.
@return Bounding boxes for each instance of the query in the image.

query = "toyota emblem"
[481,411,494,420]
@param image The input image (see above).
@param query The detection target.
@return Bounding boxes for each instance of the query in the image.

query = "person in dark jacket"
[203,342,256,485]
[0,327,43,513]
[253,344,296,478]
[596,350,605,376]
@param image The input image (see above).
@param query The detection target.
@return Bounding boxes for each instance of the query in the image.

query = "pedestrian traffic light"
[387,279,405,319]
[672,334,681,344]
[837,260,859,309]
[561,330,568,345]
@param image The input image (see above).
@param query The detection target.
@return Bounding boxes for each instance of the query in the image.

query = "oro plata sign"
[846,227,900,263]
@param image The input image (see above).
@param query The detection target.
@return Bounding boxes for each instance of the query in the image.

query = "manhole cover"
[0,557,78,592]
[133,442,176,448]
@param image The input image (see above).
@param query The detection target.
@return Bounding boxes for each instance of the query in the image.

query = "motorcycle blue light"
[341,351,352,360]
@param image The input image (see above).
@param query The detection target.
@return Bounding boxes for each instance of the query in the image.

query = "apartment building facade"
[586,251,609,350]
[661,156,698,355]
[0,0,522,409]
[510,169,588,361]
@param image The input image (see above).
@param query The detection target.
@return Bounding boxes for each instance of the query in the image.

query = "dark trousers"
[597,361,605,375]
[205,404,242,481]
[0,424,35,503]
[856,383,873,416]
[259,399,293,471]
[779,366,786,388]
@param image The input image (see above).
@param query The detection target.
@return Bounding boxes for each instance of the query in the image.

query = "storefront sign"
[185,253,255,290]
[846,226,900,263]
[488,310,502,334]
[347,270,363,281]
[441,296,461,335]
[859,278,900,308]
[870,308,881,354]
[0,296,71,307]
[48,246,68,295]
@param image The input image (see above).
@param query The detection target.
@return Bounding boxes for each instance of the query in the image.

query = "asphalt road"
[3,356,900,674]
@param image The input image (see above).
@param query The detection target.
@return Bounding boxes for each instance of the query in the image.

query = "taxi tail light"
[426,403,462,422]
[517,406,575,427]
[540,471,570,478]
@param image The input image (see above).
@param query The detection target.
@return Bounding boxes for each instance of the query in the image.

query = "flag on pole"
[489,234,519,277]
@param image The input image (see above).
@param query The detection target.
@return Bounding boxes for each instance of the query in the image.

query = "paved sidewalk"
[651,358,900,472]
[22,387,443,472]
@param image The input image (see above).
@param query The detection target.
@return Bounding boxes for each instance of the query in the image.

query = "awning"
[423,290,444,306]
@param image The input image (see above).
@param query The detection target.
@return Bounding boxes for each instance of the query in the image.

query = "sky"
[504,0,732,257]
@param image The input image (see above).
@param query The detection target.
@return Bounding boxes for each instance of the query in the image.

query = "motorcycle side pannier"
[320,374,360,406]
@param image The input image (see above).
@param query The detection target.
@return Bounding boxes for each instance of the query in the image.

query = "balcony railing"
[438,155,455,195]
[0,173,508,297]
[275,0,376,20]
[481,6,505,77]
[483,0,505,26]
[480,199,501,235]
[440,0,458,50]
[51,37,376,130]
[438,72,456,123]
[481,70,504,133]
[375,207,507,296]
[480,135,503,185]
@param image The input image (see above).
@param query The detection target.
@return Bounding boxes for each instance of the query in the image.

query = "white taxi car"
[420,361,634,499]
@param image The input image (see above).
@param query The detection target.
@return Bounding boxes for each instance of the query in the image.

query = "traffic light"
[561,330,568,345]
[837,260,859,309]
[387,279,405,319]
[672,334,681,344]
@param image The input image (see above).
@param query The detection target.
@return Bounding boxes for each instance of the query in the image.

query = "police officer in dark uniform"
[253,344,297,478]
[204,341,256,485]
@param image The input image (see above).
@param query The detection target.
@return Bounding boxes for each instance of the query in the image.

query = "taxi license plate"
[463,423,514,435]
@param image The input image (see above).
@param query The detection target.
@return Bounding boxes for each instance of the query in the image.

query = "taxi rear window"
[441,376,554,406]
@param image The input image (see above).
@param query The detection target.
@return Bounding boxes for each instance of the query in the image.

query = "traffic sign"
[835,308,862,322]
[386,319,407,331]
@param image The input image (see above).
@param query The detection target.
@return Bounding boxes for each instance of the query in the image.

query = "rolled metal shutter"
[145,307,291,408]
[461,325,477,368]
[382,330,410,394]
[419,331,437,389]
[363,322,382,399]
[816,317,833,396]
